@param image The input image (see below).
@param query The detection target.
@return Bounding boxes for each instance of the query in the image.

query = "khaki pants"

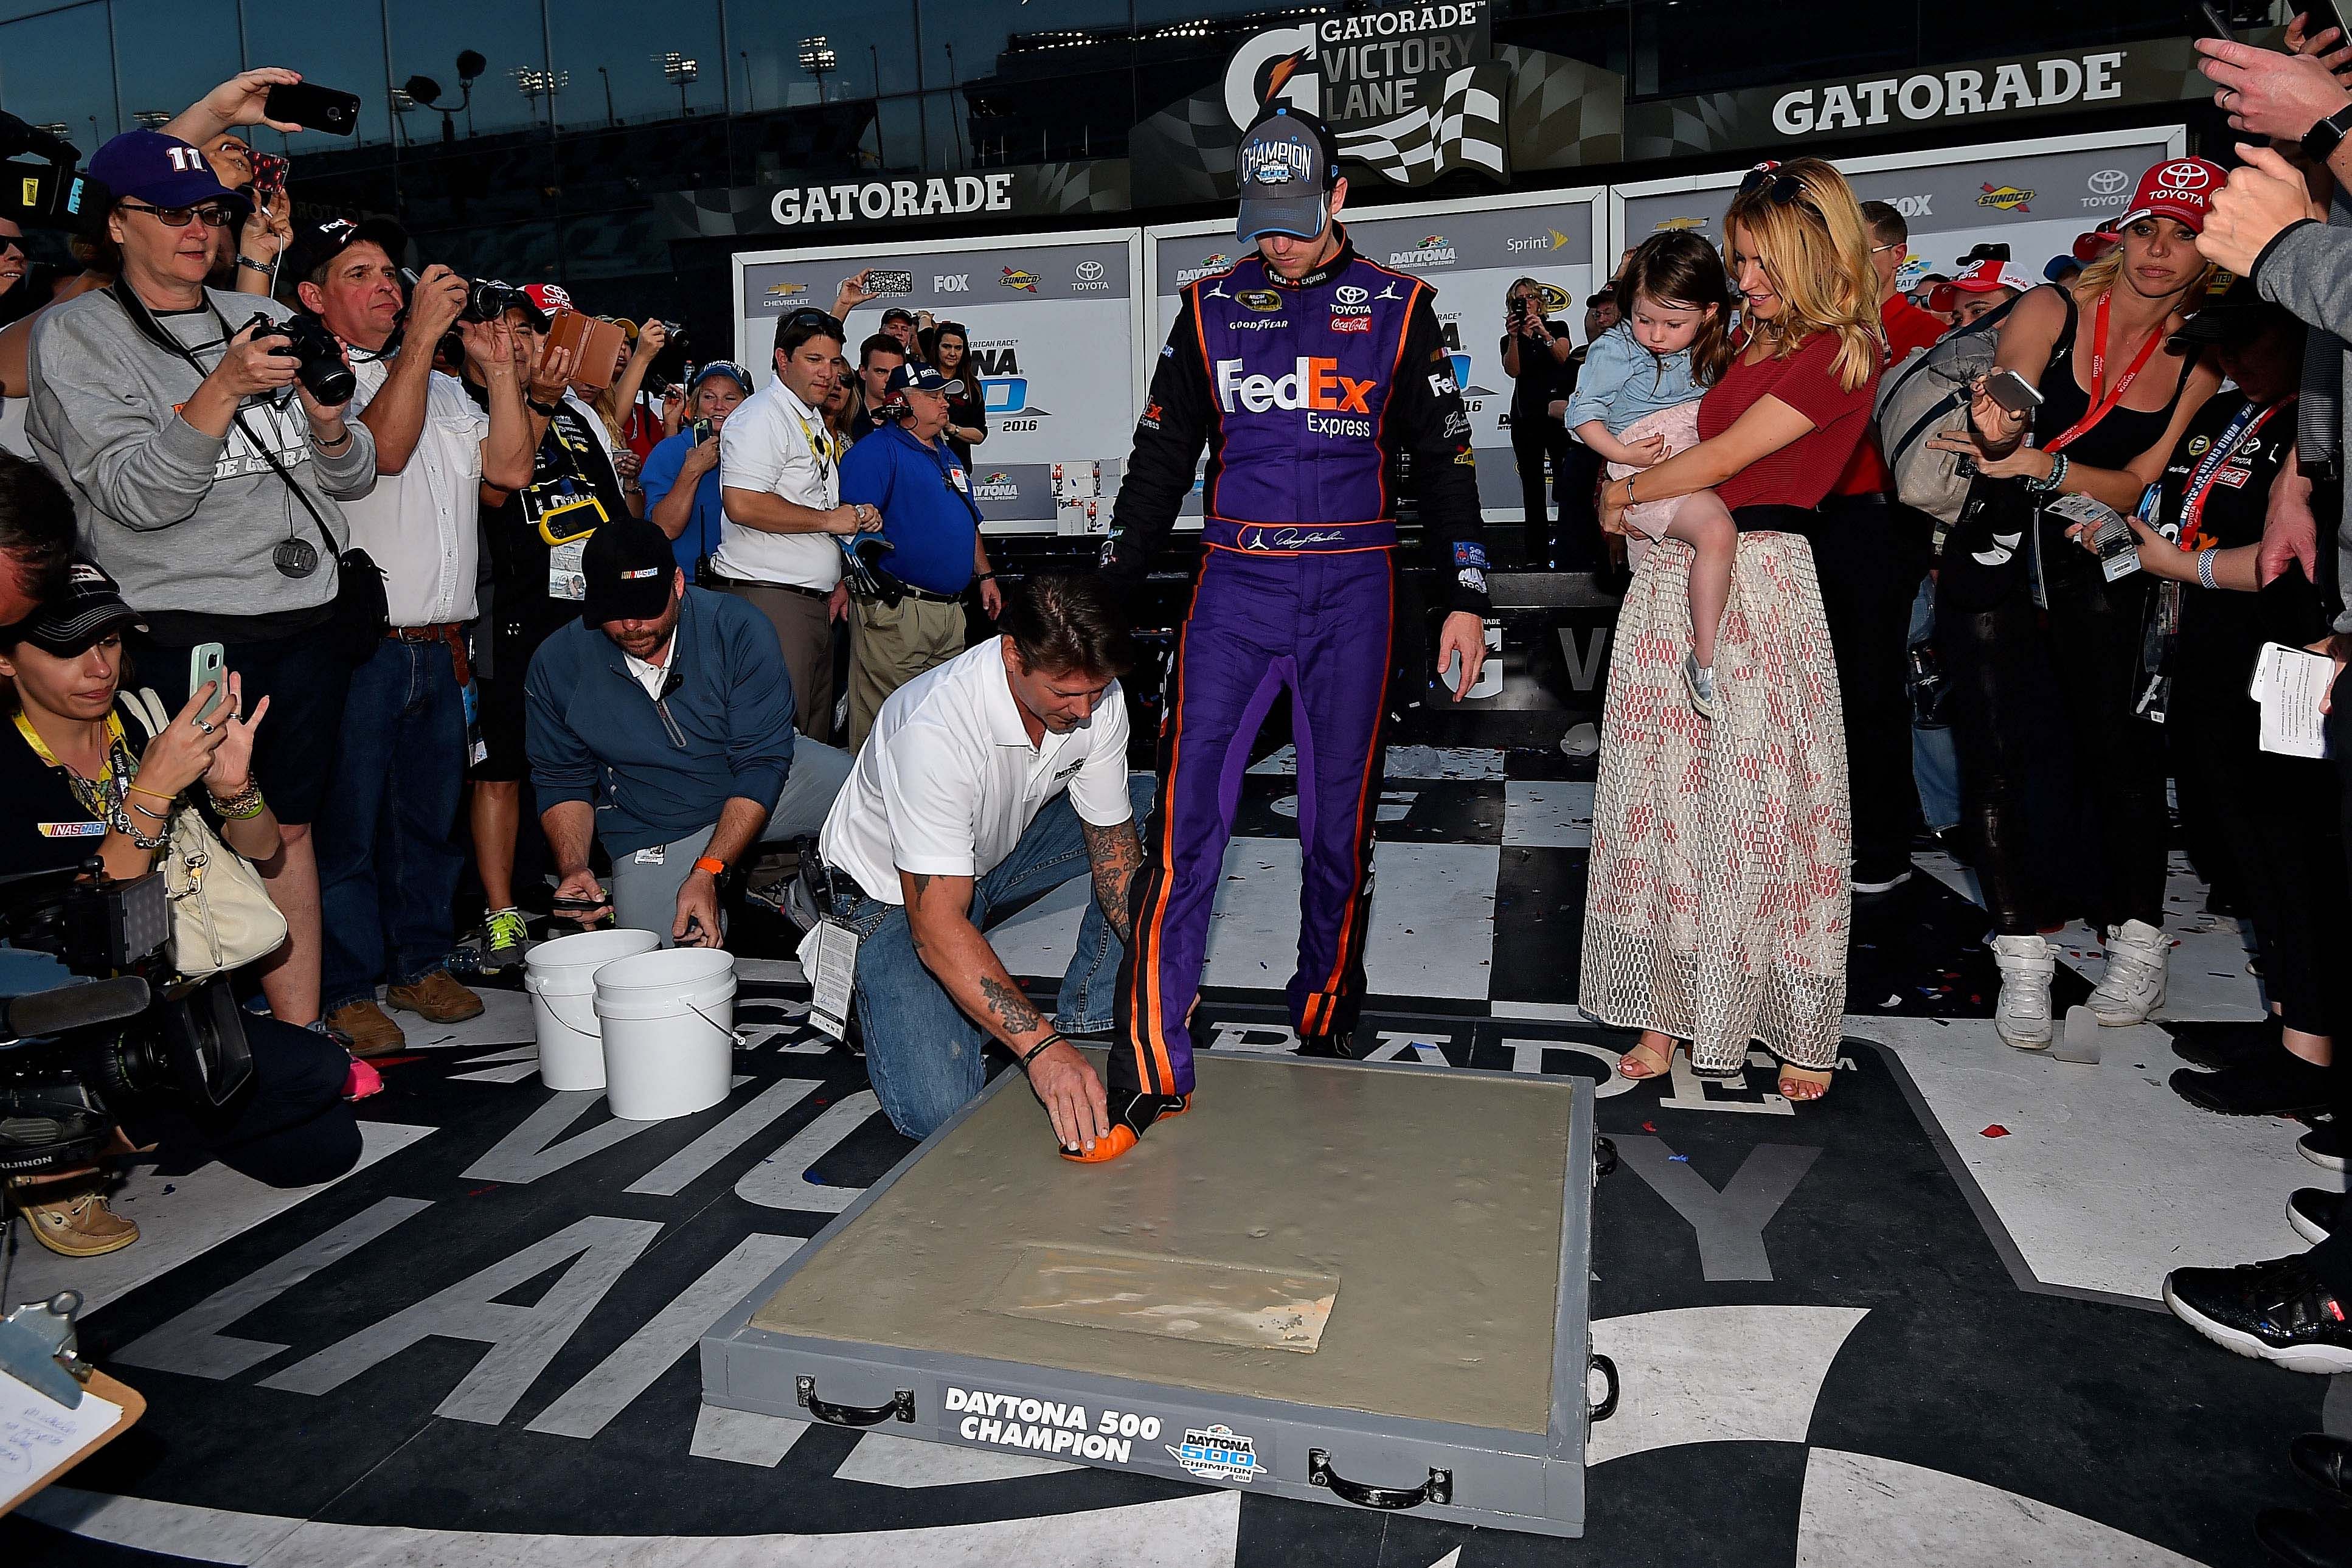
[850,594,968,749]
[727,580,837,745]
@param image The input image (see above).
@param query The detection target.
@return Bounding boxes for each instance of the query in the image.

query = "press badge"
[635,843,665,865]
[948,467,970,493]
[548,539,588,602]
[796,919,860,1039]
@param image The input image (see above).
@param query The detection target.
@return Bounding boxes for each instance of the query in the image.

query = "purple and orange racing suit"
[1098,229,1490,1101]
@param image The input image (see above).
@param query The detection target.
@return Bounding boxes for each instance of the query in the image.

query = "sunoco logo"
[1977,184,2035,213]
[1169,1424,1263,1483]
[975,471,1020,499]
[1387,234,1455,268]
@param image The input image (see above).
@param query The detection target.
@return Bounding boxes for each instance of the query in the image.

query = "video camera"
[2,111,106,233]
[0,862,254,1177]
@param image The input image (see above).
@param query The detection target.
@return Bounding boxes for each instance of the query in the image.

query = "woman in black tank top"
[1927,176,2221,1051]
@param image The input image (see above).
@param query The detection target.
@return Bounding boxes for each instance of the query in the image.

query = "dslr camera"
[0,864,255,1177]
[243,311,357,406]
[401,268,532,327]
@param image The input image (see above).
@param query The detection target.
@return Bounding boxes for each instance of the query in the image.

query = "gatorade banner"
[734,231,1143,533]
[1145,187,1603,522]
[1614,125,2184,305]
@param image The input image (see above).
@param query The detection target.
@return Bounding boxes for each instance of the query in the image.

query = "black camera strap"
[106,280,347,574]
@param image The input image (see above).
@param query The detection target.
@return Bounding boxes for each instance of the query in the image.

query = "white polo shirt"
[341,351,487,627]
[822,636,1132,905]
[712,376,842,592]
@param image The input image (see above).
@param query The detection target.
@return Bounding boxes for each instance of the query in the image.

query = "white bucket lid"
[527,927,660,979]
[594,945,738,993]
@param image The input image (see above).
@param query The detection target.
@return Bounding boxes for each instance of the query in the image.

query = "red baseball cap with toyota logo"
[2120,158,2227,232]
[519,282,574,323]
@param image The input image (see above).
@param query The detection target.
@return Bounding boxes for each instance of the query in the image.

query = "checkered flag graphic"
[1333,63,1510,186]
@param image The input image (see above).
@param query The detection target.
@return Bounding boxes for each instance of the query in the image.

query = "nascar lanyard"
[2045,292,2167,455]
[796,411,836,490]
[2176,398,2284,549]
[16,709,131,818]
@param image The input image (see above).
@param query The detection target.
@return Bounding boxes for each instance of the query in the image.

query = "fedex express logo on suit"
[1216,356,1375,438]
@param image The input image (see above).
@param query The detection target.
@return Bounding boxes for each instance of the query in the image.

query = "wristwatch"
[2306,100,2352,162]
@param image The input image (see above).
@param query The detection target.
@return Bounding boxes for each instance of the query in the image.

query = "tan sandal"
[1617,1033,1678,1080]
[1777,1063,1833,1102]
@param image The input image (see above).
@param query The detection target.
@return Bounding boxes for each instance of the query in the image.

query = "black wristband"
[1020,1033,1064,1071]
[527,394,561,417]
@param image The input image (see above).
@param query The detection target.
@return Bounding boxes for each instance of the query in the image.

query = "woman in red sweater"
[1581,158,1884,1103]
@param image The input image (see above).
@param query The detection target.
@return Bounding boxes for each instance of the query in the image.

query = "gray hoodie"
[25,285,376,626]
[2252,208,2352,632]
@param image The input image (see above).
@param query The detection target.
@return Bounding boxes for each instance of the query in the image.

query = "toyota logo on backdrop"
[2086,168,2128,195]
[1335,285,1369,305]
[2159,161,2212,191]
[1074,259,1105,281]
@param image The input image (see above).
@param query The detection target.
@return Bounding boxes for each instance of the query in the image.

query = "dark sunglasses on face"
[119,200,236,229]
[1737,167,1805,206]
[0,234,24,255]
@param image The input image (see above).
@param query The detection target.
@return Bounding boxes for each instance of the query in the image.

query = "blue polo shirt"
[639,430,724,574]
[839,421,980,596]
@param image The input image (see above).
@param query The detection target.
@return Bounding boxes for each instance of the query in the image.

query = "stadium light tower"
[655,51,699,117]
[799,36,838,103]
[131,109,173,130]
[513,67,569,126]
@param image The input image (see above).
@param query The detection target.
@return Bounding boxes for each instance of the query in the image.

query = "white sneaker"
[1990,934,2056,1050]
[2087,918,2168,1026]
[1682,652,1718,720]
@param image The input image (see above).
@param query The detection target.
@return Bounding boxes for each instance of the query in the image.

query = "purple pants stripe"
[1114,547,1396,1097]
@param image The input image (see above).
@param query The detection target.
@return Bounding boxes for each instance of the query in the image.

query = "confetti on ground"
[1980,1125,2010,1139]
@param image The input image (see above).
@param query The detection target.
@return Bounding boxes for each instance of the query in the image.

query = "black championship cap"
[280,215,409,283]
[15,559,145,656]
[580,517,678,626]
[1236,104,1339,245]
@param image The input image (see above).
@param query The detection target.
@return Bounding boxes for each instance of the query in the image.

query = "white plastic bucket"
[592,946,739,1122]
[522,928,660,1091]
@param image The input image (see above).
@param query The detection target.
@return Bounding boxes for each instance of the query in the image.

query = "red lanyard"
[2045,293,2166,456]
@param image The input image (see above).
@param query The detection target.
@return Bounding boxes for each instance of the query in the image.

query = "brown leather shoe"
[386,971,485,1024]
[327,998,408,1056]
[12,1184,139,1257]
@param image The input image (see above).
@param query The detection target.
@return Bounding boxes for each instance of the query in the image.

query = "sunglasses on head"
[783,307,845,338]
[1738,166,1805,206]
[120,200,237,229]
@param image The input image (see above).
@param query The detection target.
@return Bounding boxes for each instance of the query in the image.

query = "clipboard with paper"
[1,1293,145,1517]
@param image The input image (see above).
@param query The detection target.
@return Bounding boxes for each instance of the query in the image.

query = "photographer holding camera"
[0,470,359,1255]
[23,130,378,1032]
[1500,277,1573,561]
[641,361,751,578]
[283,218,535,1053]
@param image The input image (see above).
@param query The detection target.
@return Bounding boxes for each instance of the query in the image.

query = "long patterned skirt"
[1578,531,1851,1071]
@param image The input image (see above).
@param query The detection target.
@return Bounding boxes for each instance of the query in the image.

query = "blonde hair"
[1722,158,1883,394]
[2074,223,2215,314]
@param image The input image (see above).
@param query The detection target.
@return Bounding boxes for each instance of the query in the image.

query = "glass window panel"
[0,2,120,156]
[724,1,924,114]
[238,0,395,151]
[113,0,246,145]
[550,0,725,128]
[385,0,547,137]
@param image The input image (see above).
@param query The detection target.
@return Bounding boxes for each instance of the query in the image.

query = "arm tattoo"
[1080,819,1143,945]
[979,974,1046,1040]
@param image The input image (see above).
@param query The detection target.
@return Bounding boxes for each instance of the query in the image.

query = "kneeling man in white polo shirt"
[816,573,1152,1153]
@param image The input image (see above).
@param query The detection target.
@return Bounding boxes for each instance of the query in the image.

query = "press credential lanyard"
[2177,398,2286,549]
[2045,293,2165,456]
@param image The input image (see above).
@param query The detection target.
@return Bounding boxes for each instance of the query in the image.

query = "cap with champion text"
[885,361,951,395]
[1235,104,1339,245]
[1950,257,2036,294]
[2121,158,2228,234]
[580,516,679,626]
[518,282,574,324]
[14,559,146,657]
[689,360,752,396]
[280,215,409,284]
[88,130,248,215]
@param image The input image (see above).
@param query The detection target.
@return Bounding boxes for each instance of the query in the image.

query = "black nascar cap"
[280,215,409,283]
[580,516,679,626]
[15,559,145,656]
[1236,105,1339,245]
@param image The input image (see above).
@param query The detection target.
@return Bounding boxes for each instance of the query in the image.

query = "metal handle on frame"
[795,1375,914,1427]
[1594,1135,1618,1179]
[1587,1353,1620,1424]
[1307,1448,1451,1510]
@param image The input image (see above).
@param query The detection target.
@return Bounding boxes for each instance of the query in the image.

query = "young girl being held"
[1552,234,1738,716]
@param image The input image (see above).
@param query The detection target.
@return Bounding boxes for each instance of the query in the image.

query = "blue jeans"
[318,637,470,1014]
[1908,577,1962,834]
[843,777,1154,1140]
